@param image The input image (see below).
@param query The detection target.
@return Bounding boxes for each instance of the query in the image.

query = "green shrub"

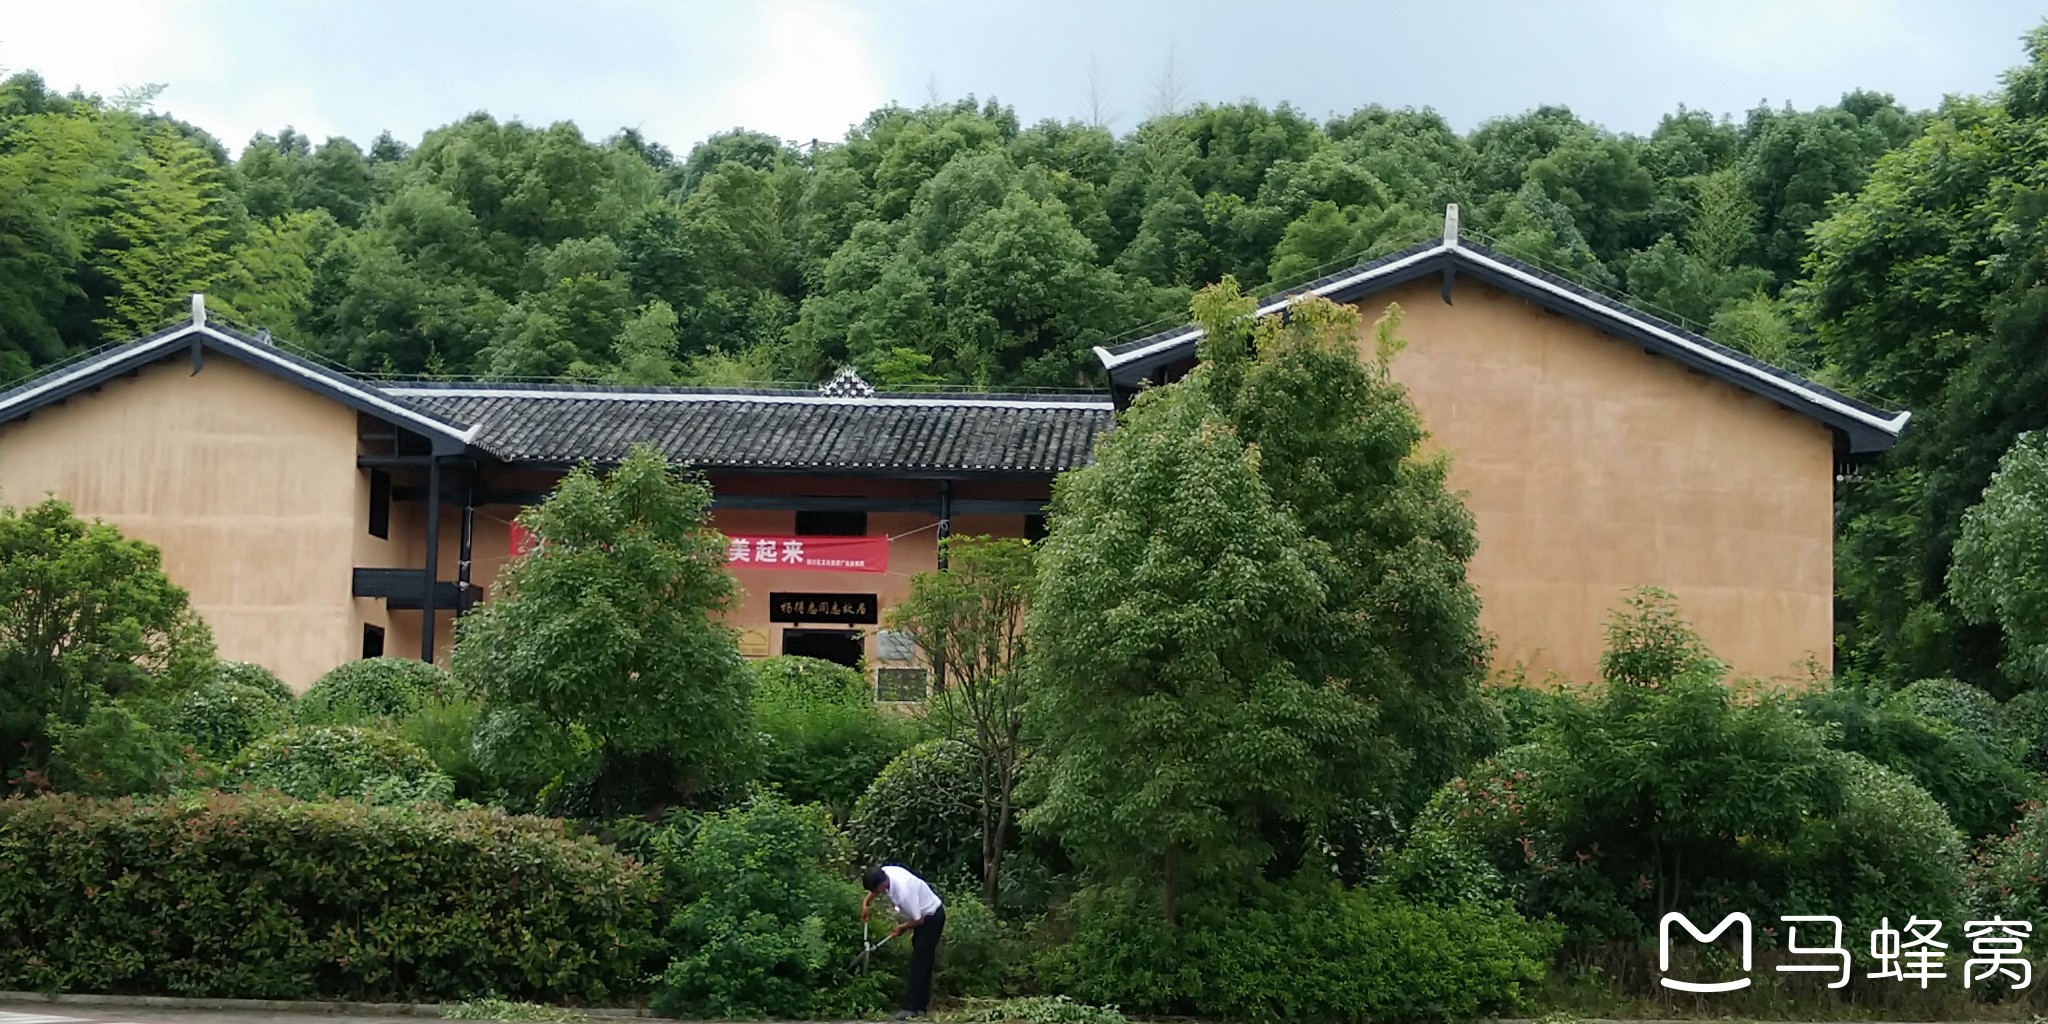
[652,795,888,1019]
[754,656,918,817]
[935,893,1018,999]
[470,704,594,810]
[1482,683,1566,747]
[1038,879,1556,1021]
[214,661,295,705]
[230,725,453,805]
[298,657,455,725]
[1404,590,1972,949]
[947,996,1129,1024]
[849,738,984,888]
[1970,798,2048,921]
[1787,751,1966,935]
[1391,743,1554,905]
[397,699,488,800]
[1797,682,2036,837]
[2000,689,2048,773]
[169,682,292,761]
[47,704,206,797]
[1889,677,2007,750]
[0,792,660,1000]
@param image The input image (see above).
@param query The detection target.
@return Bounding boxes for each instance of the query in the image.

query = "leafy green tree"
[96,128,238,336]
[218,208,338,336]
[1479,181,1617,289]
[451,444,755,812]
[0,498,215,783]
[1548,589,1841,918]
[1024,338,1368,923]
[1812,34,2048,690]
[1741,90,1918,282]
[1684,166,1756,269]
[1194,285,1493,818]
[0,82,125,376]
[1950,430,2048,687]
[889,535,1035,909]
[605,299,684,385]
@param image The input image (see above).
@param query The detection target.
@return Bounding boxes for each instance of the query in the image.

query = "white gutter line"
[1457,250,1910,436]
[195,326,484,444]
[0,329,194,419]
[385,387,1114,412]
[1094,244,1909,438]
[0,323,482,446]
[1094,244,1453,370]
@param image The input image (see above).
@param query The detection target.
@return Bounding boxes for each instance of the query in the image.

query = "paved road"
[0,1008,429,1024]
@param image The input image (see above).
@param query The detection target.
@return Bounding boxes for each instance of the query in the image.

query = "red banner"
[510,526,886,574]
[724,534,888,573]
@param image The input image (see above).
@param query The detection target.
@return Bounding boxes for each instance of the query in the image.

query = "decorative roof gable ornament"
[818,366,876,398]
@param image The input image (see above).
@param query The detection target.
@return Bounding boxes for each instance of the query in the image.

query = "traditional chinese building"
[0,208,1908,692]
[1097,206,1908,683]
[0,304,1108,692]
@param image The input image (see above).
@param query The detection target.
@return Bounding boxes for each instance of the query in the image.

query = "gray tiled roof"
[387,383,1114,475]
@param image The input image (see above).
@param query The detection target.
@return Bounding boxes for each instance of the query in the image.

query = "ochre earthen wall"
[1358,278,1835,684]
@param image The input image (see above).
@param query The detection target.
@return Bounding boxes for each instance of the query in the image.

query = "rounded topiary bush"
[754,655,872,712]
[1788,751,1966,935]
[298,657,455,725]
[0,792,660,1001]
[1889,677,2006,749]
[214,660,295,705]
[754,656,917,817]
[848,738,982,884]
[230,725,453,805]
[169,682,293,761]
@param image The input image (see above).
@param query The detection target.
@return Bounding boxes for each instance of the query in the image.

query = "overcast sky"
[3,0,2043,156]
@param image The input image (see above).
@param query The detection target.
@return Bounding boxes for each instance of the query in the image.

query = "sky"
[1,0,2043,156]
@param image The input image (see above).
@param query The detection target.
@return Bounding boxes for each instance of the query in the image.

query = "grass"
[440,998,589,1022]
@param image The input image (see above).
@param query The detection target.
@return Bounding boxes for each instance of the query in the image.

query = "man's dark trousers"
[904,905,947,1013]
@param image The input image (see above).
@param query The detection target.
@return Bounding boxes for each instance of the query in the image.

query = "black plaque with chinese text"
[769,592,879,625]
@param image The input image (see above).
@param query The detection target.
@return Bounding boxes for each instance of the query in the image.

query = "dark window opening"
[368,469,391,539]
[782,628,863,668]
[796,510,867,536]
[1025,514,1048,542]
[361,624,386,659]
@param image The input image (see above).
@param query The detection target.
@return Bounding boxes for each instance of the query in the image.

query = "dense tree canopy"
[0,64,1923,392]
[6,24,2048,692]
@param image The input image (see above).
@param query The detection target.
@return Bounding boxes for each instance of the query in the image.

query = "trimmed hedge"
[848,738,983,885]
[215,661,295,705]
[0,793,661,1001]
[297,657,455,725]
[1039,879,1556,1022]
[230,725,453,805]
[169,682,291,761]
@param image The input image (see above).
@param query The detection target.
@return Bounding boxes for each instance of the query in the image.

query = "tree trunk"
[985,759,1014,911]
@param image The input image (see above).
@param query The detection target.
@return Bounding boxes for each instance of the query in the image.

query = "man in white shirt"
[862,864,946,1018]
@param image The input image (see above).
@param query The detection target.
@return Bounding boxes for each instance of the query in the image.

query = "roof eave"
[0,321,481,453]
[1095,244,1911,452]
